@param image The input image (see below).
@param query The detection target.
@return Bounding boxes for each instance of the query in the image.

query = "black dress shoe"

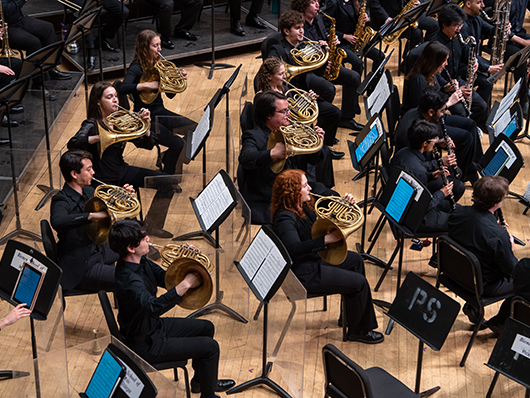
[147,227,173,239]
[330,150,345,160]
[10,105,23,113]
[87,56,96,71]
[191,379,236,394]
[338,118,364,131]
[231,21,246,36]
[175,30,198,41]
[49,68,71,80]
[347,330,384,344]
[1,115,17,127]
[245,14,266,29]
[463,303,488,330]
[99,37,120,53]
[32,87,57,101]
[161,39,175,50]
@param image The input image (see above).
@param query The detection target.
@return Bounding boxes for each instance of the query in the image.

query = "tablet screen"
[12,262,43,311]
[84,350,125,398]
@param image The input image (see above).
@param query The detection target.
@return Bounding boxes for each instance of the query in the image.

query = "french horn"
[284,80,319,125]
[139,52,187,104]
[310,194,364,265]
[283,38,329,82]
[150,243,213,310]
[84,178,141,245]
[267,122,323,174]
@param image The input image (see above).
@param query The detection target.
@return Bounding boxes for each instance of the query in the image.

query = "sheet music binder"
[186,103,215,161]
[348,113,386,171]
[479,134,524,183]
[234,225,292,303]
[487,101,523,144]
[189,169,239,234]
[80,348,126,398]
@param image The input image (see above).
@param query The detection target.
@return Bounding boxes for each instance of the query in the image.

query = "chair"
[260,32,283,60]
[435,236,513,367]
[98,291,191,398]
[322,344,417,398]
[240,100,255,134]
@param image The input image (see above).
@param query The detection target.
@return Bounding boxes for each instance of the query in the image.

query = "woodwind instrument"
[491,0,511,66]
[441,67,471,117]
[383,0,418,45]
[495,208,526,246]
[283,80,319,125]
[351,0,376,55]
[432,147,456,211]
[0,1,20,69]
[457,33,477,110]
[139,52,187,104]
[440,116,461,179]
[321,11,347,81]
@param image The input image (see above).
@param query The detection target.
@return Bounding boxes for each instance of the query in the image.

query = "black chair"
[322,344,417,398]
[436,236,513,367]
[98,291,191,398]
[260,32,283,60]
[240,100,255,135]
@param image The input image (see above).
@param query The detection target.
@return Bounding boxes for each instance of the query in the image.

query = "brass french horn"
[284,80,319,125]
[84,178,141,245]
[98,105,151,157]
[310,193,364,265]
[139,52,187,104]
[267,122,323,174]
[150,243,213,310]
[283,38,329,82]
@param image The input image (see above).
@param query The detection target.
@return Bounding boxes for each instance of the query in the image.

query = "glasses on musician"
[275,108,290,115]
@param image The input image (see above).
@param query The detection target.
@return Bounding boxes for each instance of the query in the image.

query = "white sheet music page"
[495,78,522,124]
[253,246,286,300]
[494,110,512,137]
[191,106,211,157]
[371,72,390,116]
[194,173,233,230]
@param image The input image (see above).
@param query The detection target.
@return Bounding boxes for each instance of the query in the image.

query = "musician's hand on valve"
[308,90,317,101]
[334,36,340,46]
[443,153,457,167]
[122,184,136,195]
[324,229,343,244]
[138,80,159,91]
[461,86,472,98]
[314,125,325,139]
[488,64,503,74]
[447,90,462,107]
[363,13,370,23]
[343,34,357,45]
[88,211,109,220]
[139,108,151,121]
[319,40,329,49]
[175,273,202,296]
[473,58,479,73]
[181,68,188,80]
[441,181,453,197]
[270,142,287,159]
[344,193,356,204]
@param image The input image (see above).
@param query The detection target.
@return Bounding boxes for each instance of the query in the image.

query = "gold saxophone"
[321,11,347,81]
[0,2,20,69]
[139,52,187,104]
[352,0,376,55]
[383,0,419,45]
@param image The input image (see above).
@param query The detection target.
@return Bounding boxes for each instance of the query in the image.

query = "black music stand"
[386,272,460,397]
[0,77,41,244]
[488,44,530,86]
[357,49,393,96]
[363,69,393,121]
[65,7,102,111]
[194,0,235,79]
[426,0,458,16]
[19,41,66,211]
[478,134,524,183]
[487,101,523,144]
[382,2,429,53]
[0,240,63,398]
[229,225,292,398]
[361,18,394,60]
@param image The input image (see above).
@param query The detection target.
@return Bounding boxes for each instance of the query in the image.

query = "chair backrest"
[322,344,375,398]
[113,80,130,110]
[437,236,483,296]
[40,219,58,262]
[404,41,429,76]
[240,101,255,134]
[512,296,530,326]
[385,88,401,148]
[98,290,125,342]
[260,32,283,60]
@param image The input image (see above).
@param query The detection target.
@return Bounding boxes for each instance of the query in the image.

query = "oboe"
[440,116,461,179]
[441,67,471,117]
[433,147,456,211]
[495,208,526,246]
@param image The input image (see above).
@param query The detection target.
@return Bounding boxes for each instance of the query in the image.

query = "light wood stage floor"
[0,40,529,398]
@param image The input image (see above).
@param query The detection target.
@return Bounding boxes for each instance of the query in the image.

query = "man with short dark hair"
[109,218,235,398]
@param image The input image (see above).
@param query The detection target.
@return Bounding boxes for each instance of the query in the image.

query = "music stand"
[64,7,102,111]
[361,18,394,60]
[357,49,393,95]
[0,77,41,244]
[18,41,66,211]
[194,0,235,79]
[386,272,460,397]
[229,225,292,398]
[383,2,429,53]
[487,101,523,144]
[488,44,530,86]
[363,69,392,121]
[426,0,458,16]
[478,134,524,183]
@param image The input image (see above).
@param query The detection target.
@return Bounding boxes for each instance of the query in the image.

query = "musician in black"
[290,0,364,131]
[395,87,482,183]
[323,0,384,75]
[229,0,267,36]
[435,4,489,132]
[391,120,463,233]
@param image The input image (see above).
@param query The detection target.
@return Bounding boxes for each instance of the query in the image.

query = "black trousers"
[75,243,118,292]
[340,43,385,75]
[130,318,220,398]
[318,98,341,146]
[303,252,378,334]
[445,114,483,182]
[143,0,201,39]
[229,0,264,21]
[8,16,56,55]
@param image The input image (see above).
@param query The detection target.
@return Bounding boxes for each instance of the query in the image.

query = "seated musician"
[118,29,196,175]
[67,82,174,239]
[448,176,517,332]
[0,303,31,331]
[396,87,482,183]
[271,169,383,344]
[323,0,384,75]
[461,0,530,115]
[391,120,463,233]
[289,0,365,132]
[51,150,128,293]
[108,219,235,397]
[0,23,22,128]
[434,4,489,132]
[238,90,332,224]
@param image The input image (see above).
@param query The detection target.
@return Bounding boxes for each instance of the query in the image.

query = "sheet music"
[495,78,522,124]
[10,249,48,274]
[367,72,390,116]
[239,229,275,279]
[386,177,415,223]
[494,110,512,137]
[355,117,383,162]
[85,351,123,398]
[194,173,234,230]
[117,359,145,398]
[190,106,211,157]
[253,248,286,300]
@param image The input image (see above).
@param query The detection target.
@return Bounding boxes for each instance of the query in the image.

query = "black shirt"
[434,30,467,80]
[460,14,495,73]
[448,205,518,284]
[115,256,183,343]
[2,0,24,26]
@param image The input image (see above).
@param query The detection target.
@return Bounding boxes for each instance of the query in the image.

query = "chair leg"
[178,365,191,398]
[486,372,500,398]
[460,317,483,366]
[322,295,327,311]
[341,295,347,341]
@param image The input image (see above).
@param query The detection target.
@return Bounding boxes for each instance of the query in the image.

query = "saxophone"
[457,33,477,111]
[491,0,511,66]
[321,11,347,81]
[351,0,376,55]
[382,0,419,46]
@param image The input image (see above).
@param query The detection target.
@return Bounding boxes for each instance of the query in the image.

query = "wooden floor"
[1,39,530,398]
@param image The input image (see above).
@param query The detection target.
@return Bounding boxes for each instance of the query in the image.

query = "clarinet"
[433,147,456,211]
[440,116,461,179]
[441,67,471,117]
[495,208,526,246]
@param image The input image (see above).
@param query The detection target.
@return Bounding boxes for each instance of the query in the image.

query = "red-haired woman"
[271,169,383,344]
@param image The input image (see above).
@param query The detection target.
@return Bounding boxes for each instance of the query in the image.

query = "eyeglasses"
[275,108,290,115]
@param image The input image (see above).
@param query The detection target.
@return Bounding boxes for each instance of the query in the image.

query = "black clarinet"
[495,208,526,246]
[440,116,461,179]
[441,67,471,117]
[433,147,456,211]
